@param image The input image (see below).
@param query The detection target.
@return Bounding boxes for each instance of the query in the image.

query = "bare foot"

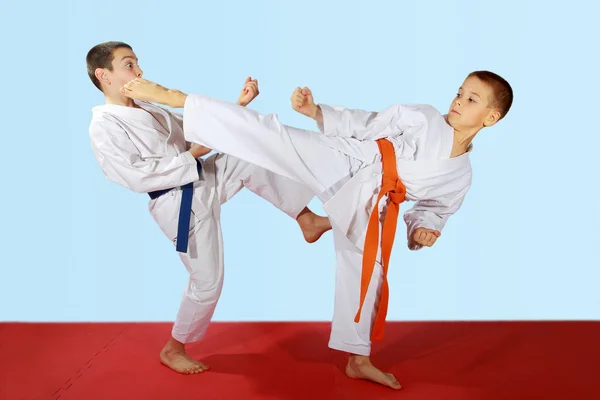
[296,207,332,243]
[159,339,209,375]
[121,78,187,108]
[345,355,401,390]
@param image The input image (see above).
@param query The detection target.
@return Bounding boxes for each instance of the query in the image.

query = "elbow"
[119,180,147,194]
[114,176,150,194]
[129,185,147,194]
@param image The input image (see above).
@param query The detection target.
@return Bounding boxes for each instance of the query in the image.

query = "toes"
[195,362,208,372]
[385,373,402,389]
[124,78,140,88]
[161,353,209,375]
[186,361,207,374]
[193,365,205,374]
[190,359,209,370]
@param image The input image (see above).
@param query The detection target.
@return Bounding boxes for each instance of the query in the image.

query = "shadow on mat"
[181,322,600,399]
[201,330,337,400]
[200,324,488,399]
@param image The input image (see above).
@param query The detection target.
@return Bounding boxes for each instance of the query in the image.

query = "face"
[447,76,500,131]
[95,47,143,95]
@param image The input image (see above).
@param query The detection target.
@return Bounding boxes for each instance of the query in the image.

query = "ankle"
[164,337,186,353]
[349,354,370,366]
[349,353,369,364]
[295,207,312,221]
[166,90,187,108]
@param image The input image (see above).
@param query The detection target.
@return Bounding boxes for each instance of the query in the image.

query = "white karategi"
[179,94,473,355]
[88,100,314,343]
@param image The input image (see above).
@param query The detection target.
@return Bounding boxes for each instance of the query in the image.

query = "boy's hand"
[409,228,441,248]
[189,143,211,158]
[291,87,318,119]
[237,77,259,107]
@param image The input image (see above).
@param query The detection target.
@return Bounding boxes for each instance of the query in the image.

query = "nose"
[136,67,143,77]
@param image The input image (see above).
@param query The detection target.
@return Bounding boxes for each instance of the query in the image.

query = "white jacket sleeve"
[89,119,200,193]
[403,184,470,251]
[316,104,403,141]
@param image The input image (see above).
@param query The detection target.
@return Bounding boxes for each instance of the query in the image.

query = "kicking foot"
[121,78,187,108]
[296,207,332,243]
[345,355,401,390]
[160,342,209,375]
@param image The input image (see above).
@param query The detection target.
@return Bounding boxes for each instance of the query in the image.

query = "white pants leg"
[328,222,384,356]
[171,212,223,343]
[171,153,315,343]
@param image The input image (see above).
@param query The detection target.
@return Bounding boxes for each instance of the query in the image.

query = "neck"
[105,92,136,107]
[453,126,480,150]
[454,129,475,147]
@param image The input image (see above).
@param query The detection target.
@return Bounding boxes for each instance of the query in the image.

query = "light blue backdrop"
[1,0,598,322]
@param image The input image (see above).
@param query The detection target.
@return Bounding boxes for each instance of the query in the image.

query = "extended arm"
[290,86,402,140]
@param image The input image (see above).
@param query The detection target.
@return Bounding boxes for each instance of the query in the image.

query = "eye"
[469,97,476,103]
[126,62,133,68]
[456,93,462,98]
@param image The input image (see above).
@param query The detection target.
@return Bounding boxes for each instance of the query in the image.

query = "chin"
[447,114,457,127]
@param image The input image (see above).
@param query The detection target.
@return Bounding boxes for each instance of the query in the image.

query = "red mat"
[1,321,599,399]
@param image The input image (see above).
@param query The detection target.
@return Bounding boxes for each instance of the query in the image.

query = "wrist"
[313,105,323,124]
[311,104,320,119]
[189,148,203,158]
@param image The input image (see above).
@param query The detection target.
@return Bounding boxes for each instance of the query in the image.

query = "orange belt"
[353,138,406,342]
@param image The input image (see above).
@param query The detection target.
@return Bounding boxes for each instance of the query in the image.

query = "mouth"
[451,109,461,115]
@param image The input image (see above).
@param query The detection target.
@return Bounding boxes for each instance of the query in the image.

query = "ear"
[483,109,501,127]
[95,68,110,86]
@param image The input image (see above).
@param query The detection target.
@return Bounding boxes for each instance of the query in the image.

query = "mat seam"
[52,327,129,400]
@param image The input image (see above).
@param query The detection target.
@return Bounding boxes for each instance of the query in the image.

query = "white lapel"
[93,101,172,139]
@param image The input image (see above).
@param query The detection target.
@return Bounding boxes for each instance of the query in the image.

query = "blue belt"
[148,160,202,253]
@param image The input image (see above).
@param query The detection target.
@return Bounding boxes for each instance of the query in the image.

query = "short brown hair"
[86,41,132,92]
[468,71,513,120]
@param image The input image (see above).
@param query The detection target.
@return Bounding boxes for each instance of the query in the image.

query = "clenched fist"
[237,77,259,107]
[188,143,211,158]
[291,87,318,118]
[409,228,441,248]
